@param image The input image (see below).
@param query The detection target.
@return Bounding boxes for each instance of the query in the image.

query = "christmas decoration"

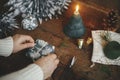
[0,14,18,38]
[115,17,120,33]
[100,31,120,59]
[103,10,119,28]
[100,31,111,43]
[0,0,71,37]
[91,30,120,66]
[1,0,71,30]
[63,5,85,38]
[86,37,93,46]
[26,39,55,60]
[22,15,38,30]
[107,10,118,27]
[103,41,120,59]
[77,39,84,49]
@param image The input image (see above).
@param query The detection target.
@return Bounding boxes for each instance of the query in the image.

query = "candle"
[63,4,85,39]
[74,5,79,15]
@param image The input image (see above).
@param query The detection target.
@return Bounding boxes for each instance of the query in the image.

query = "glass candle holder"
[77,39,84,49]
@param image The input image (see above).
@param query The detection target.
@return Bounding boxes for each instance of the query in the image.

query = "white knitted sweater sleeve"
[0,37,13,57]
[0,37,44,80]
[0,64,44,80]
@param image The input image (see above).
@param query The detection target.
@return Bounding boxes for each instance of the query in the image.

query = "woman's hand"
[35,54,59,79]
[12,34,35,53]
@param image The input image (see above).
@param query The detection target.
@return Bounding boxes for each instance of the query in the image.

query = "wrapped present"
[26,39,55,60]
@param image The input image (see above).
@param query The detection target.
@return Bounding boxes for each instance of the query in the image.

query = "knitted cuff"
[0,37,13,57]
[16,64,44,80]
[0,64,44,80]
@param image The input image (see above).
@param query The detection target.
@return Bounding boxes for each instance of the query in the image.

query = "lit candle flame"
[74,5,79,15]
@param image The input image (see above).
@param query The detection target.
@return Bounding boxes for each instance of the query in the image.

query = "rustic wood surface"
[0,0,120,80]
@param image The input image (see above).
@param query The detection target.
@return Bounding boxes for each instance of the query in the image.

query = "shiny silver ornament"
[22,15,38,30]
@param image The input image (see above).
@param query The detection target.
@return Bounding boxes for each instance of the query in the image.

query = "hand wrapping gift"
[26,39,55,60]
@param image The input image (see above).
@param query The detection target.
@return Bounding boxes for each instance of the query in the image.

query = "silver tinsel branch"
[0,14,18,38]
[6,0,71,23]
[0,0,71,36]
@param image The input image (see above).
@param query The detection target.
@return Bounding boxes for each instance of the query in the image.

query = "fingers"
[47,54,59,64]
[20,35,35,49]
[49,54,59,70]
[20,35,34,43]
[21,42,35,49]
[12,34,35,53]
[34,54,59,79]
[55,58,59,65]
[49,54,57,59]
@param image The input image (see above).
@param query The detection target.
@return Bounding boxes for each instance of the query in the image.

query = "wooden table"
[0,1,120,80]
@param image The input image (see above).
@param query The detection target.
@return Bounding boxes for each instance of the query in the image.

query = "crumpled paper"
[91,30,120,66]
